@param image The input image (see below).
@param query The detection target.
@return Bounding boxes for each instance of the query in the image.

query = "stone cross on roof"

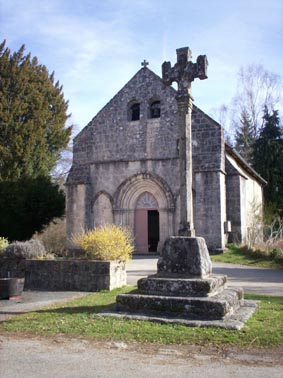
[141,59,149,68]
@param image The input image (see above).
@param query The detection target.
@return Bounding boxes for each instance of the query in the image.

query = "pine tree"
[253,107,283,214]
[234,110,255,163]
[0,40,72,181]
[0,41,72,240]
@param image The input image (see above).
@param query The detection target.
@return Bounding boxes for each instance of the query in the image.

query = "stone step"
[138,275,227,297]
[116,288,243,320]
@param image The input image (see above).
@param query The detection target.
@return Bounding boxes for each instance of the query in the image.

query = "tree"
[51,123,81,187]
[0,41,72,240]
[0,176,65,241]
[234,109,254,163]
[253,107,283,215]
[231,64,282,141]
[0,40,72,181]
[209,104,234,144]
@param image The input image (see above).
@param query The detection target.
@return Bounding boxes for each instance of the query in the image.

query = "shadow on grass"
[31,288,139,316]
[34,303,116,315]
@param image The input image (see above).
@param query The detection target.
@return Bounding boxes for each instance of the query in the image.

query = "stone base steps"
[138,274,227,297]
[99,299,257,330]
[108,237,257,329]
[116,288,243,320]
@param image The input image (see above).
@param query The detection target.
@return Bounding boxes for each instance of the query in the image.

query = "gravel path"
[0,335,282,378]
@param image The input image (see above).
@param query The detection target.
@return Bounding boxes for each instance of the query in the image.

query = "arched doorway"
[135,192,159,253]
[113,173,175,254]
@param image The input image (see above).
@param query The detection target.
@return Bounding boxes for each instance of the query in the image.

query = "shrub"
[0,236,9,253]
[1,239,46,260]
[72,224,134,262]
[34,218,66,256]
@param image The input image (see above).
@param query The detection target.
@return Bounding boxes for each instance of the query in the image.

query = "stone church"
[66,65,265,254]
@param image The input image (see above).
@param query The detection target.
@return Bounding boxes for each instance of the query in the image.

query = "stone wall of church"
[244,173,264,245]
[192,108,227,252]
[66,68,230,252]
[66,184,87,240]
[226,174,242,243]
[89,159,179,204]
[72,68,179,165]
[192,108,225,172]
[89,159,179,246]
[226,155,264,245]
[194,171,227,252]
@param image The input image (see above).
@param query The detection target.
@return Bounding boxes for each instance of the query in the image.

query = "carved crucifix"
[162,47,208,236]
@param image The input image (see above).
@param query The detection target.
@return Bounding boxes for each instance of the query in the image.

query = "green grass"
[0,287,282,350]
[211,244,283,269]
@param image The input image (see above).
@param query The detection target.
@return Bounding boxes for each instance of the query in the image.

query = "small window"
[130,103,140,121]
[150,101,160,118]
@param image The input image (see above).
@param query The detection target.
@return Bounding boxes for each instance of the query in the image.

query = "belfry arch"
[113,173,175,253]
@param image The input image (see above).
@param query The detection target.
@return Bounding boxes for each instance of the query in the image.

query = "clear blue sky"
[1,0,283,133]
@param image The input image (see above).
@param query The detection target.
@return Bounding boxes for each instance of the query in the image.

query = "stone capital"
[176,94,193,111]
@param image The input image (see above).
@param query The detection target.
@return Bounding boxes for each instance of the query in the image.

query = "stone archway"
[113,173,175,253]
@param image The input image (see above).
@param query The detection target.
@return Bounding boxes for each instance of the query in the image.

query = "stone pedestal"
[114,237,256,329]
[157,236,212,277]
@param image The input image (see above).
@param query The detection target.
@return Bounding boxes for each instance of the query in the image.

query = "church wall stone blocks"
[66,66,265,254]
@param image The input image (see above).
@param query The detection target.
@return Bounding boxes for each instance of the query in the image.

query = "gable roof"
[74,67,176,142]
[225,143,267,185]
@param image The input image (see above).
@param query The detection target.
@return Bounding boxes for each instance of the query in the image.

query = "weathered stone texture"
[114,235,252,327]
[192,107,225,172]
[157,237,212,277]
[194,171,227,252]
[138,275,227,297]
[1,260,126,292]
[66,67,264,253]
[24,260,126,291]
[72,69,178,165]
[225,152,265,245]
[116,288,243,320]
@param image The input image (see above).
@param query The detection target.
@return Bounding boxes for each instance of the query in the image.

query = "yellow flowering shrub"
[72,224,134,262]
[0,237,9,253]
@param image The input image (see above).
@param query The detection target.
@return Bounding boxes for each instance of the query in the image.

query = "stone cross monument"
[115,50,256,328]
[162,47,208,236]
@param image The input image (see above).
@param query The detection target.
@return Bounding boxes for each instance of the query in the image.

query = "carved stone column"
[162,47,208,235]
[177,94,195,236]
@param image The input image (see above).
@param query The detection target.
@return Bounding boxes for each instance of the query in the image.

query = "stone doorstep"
[138,274,227,297]
[98,300,257,330]
[116,288,243,321]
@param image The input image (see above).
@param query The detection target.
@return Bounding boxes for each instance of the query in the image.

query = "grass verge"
[211,244,283,269]
[0,287,282,349]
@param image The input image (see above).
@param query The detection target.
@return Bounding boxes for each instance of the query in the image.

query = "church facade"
[66,66,265,254]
